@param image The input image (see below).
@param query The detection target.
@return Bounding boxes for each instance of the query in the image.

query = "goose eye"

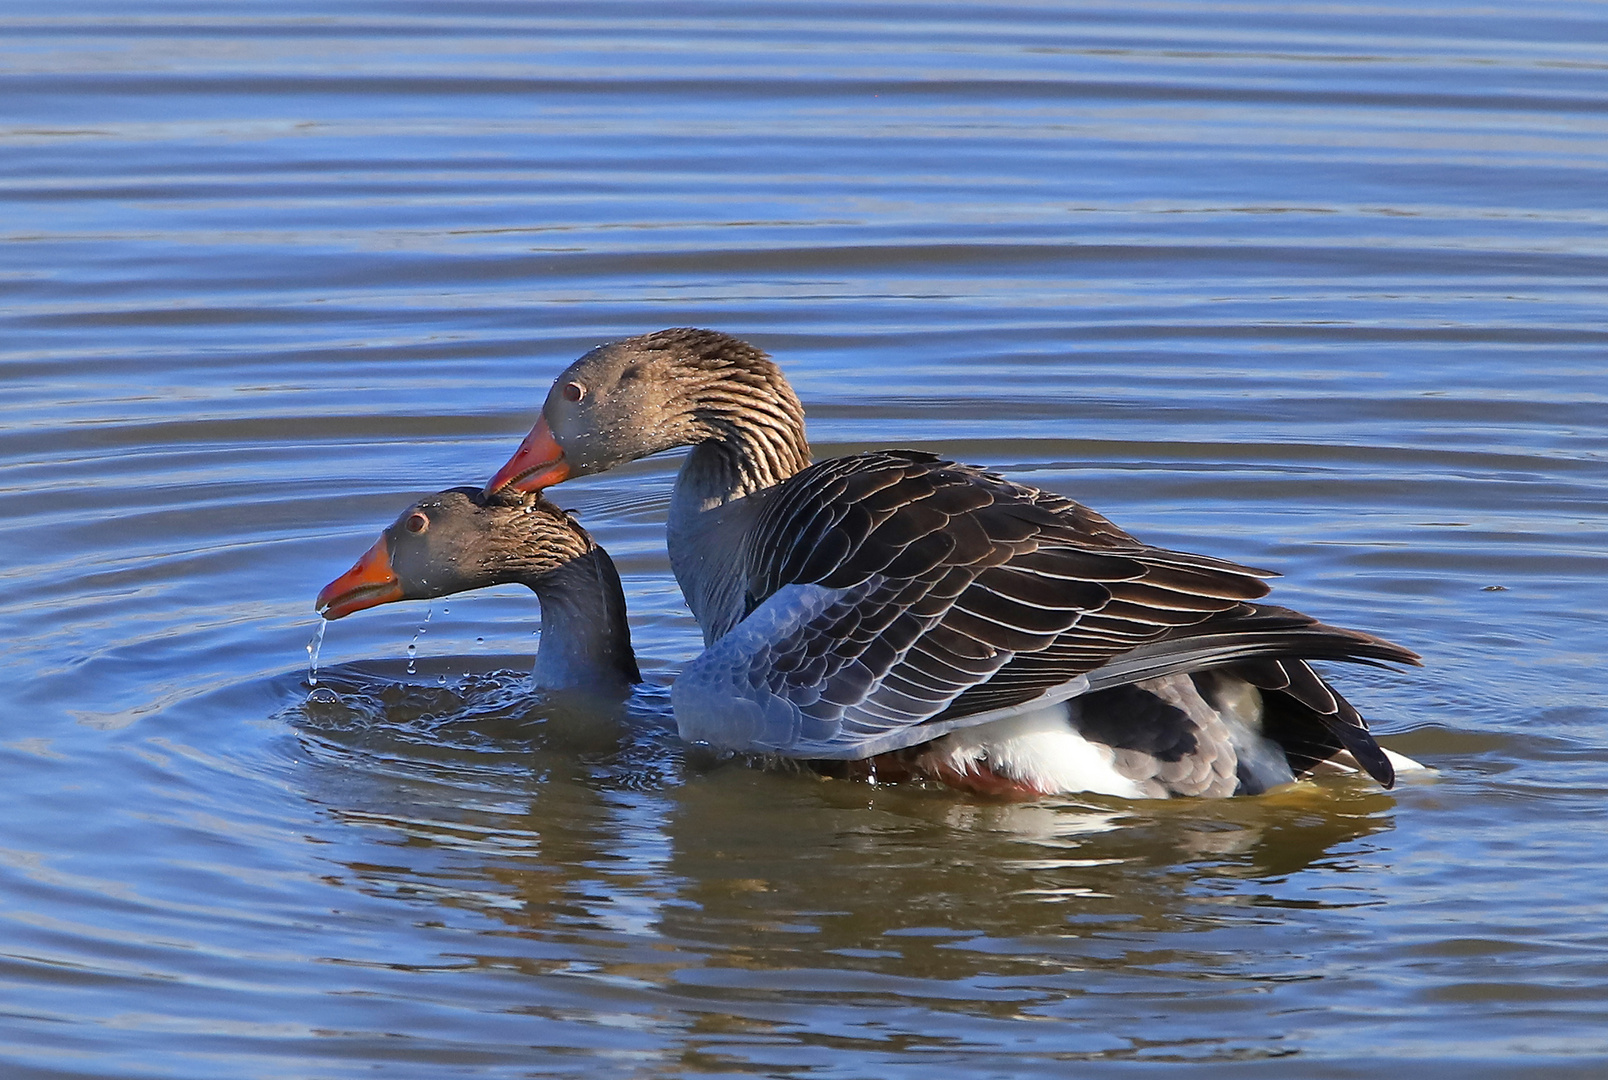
[561,381,585,403]
[405,512,429,534]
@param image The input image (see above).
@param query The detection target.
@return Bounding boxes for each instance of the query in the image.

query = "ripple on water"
[2,1,1608,1075]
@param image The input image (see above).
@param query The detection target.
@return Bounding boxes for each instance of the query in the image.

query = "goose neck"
[528,547,640,694]
[670,369,811,508]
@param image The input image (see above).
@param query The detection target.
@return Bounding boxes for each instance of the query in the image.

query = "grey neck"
[529,547,640,695]
[667,435,808,644]
[661,357,813,642]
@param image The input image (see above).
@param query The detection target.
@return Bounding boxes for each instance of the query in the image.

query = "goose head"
[484,327,801,497]
[316,488,595,620]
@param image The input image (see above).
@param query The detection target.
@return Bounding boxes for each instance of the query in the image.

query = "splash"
[406,606,432,675]
[306,620,326,687]
[305,622,339,703]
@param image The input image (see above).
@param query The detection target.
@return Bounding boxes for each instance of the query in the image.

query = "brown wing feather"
[736,452,1280,746]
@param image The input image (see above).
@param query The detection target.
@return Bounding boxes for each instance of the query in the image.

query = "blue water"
[2,3,1607,1076]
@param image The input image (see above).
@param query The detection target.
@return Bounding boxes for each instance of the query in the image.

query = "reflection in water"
[285,662,1394,1060]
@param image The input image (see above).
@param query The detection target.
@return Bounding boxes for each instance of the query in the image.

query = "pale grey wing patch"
[674,579,980,756]
[673,583,858,752]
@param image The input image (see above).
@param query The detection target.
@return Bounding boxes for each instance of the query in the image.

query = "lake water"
[3,3,1607,1076]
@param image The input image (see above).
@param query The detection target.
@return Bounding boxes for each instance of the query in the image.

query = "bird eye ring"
[561,381,585,403]
[405,512,428,534]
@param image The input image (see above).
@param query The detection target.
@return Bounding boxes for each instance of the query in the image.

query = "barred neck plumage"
[670,354,811,508]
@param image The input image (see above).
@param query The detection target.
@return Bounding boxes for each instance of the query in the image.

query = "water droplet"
[406,606,430,674]
[307,686,340,705]
[437,674,446,685]
[306,621,327,688]
[476,637,484,644]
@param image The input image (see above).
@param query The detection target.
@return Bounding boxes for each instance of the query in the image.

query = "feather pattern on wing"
[677,451,1404,761]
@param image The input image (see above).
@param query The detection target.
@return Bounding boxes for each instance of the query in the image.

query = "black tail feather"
[1234,662,1396,788]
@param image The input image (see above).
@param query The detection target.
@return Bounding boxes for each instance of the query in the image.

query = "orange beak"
[316,535,403,620]
[484,416,571,496]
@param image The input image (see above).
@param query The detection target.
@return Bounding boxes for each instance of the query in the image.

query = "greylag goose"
[316,488,639,696]
[480,328,1424,799]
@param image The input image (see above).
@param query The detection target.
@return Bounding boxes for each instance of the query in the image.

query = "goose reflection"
[285,667,1393,991]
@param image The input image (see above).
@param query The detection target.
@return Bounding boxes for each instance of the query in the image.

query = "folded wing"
[672,451,1418,783]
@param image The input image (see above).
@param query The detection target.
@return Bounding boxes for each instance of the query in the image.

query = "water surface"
[2,3,1607,1077]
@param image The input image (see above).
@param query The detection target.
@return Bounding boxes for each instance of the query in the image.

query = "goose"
[315,488,639,697]
[315,484,1418,799]
[478,328,1424,799]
